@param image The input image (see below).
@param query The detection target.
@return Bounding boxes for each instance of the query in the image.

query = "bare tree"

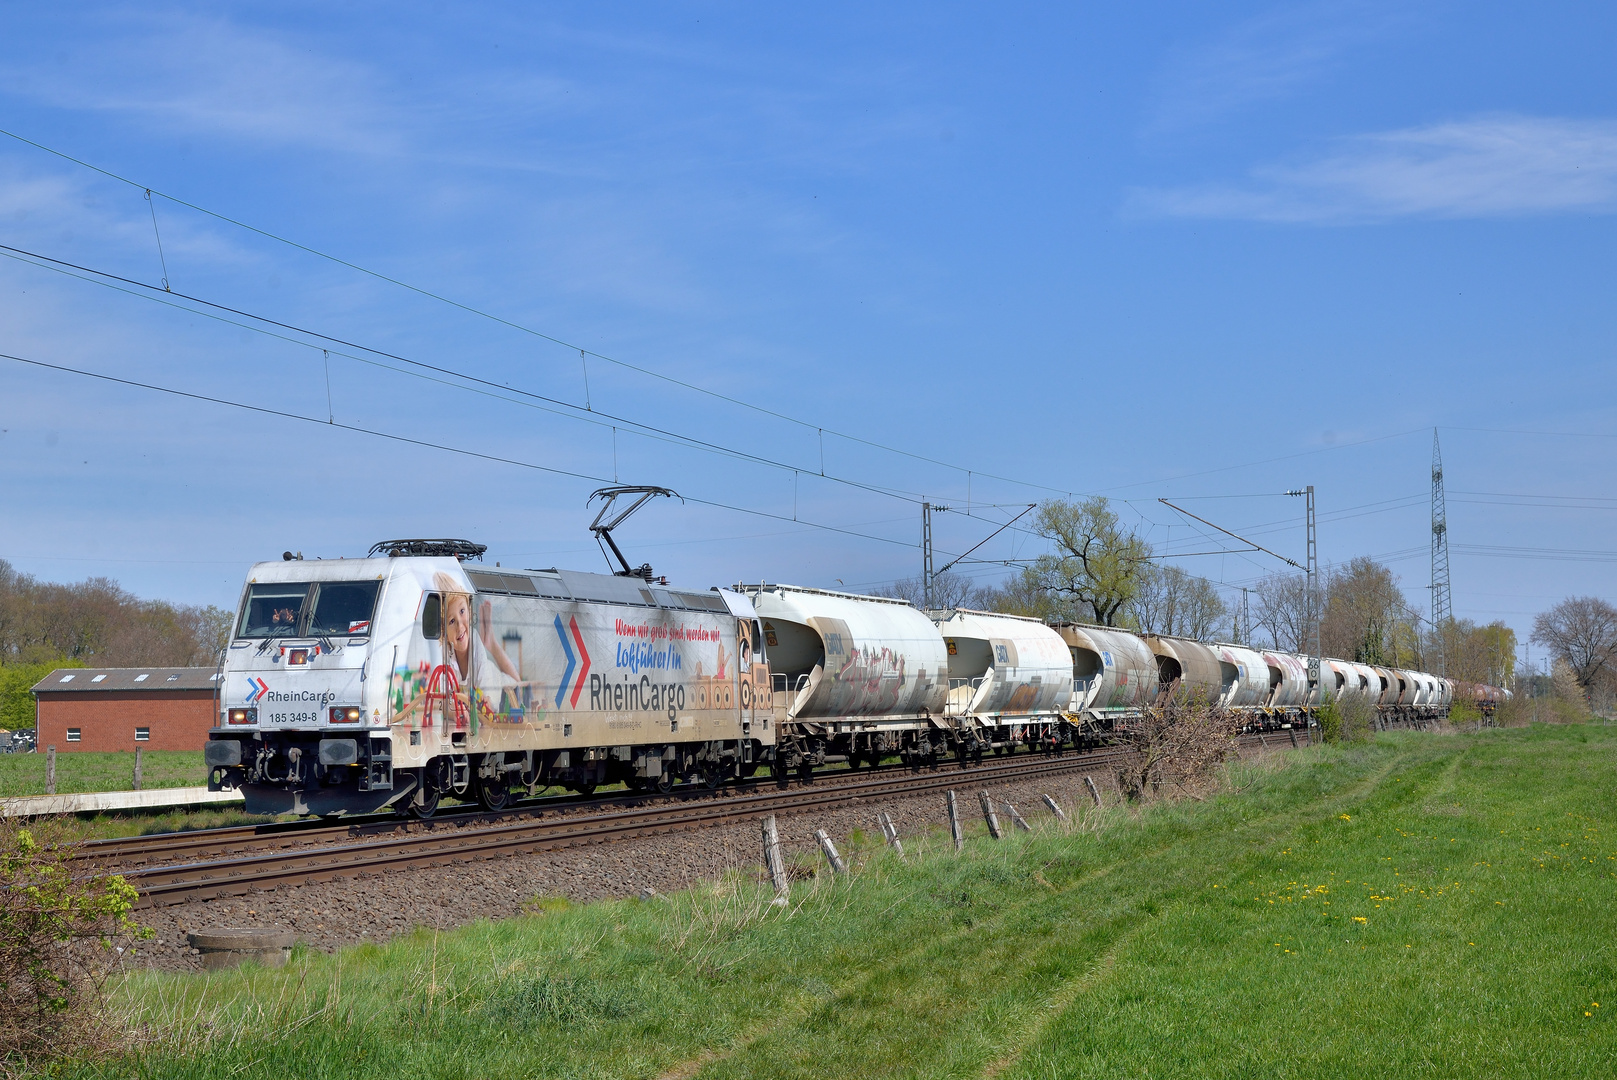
[974,571,1065,621]
[874,571,986,610]
[1253,572,1310,652]
[1321,557,1419,664]
[1129,564,1228,639]
[1024,497,1152,627]
[1532,596,1617,691]
[0,559,230,667]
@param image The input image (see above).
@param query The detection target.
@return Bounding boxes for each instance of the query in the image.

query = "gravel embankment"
[129,764,1125,972]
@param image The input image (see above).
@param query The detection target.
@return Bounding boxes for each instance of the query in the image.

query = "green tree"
[1024,497,1153,627]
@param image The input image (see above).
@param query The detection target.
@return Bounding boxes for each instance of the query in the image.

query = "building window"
[59,674,75,683]
[66,728,81,742]
[135,728,150,742]
[166,674,181,682]
[91,674,107,683]
[134,674,150,682]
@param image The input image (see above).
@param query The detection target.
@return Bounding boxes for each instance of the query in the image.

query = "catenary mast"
[1430,428,1452,676]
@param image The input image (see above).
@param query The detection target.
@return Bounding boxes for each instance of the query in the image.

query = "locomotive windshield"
[236,581,381,638]
[308,581,381,636]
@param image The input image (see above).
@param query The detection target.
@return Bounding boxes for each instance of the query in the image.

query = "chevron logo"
[245,677,269,704]
[569,616,591,707]
[553,615,592,708]
[553,616,573,707]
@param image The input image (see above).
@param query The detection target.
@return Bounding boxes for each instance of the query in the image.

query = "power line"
[2,351,941,555]
[0,242,931,506]
[0,126,1082,500]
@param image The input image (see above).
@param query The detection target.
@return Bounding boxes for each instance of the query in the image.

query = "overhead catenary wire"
[0,126,1082,501]
[0,242,935,506]
[1,351,950,555]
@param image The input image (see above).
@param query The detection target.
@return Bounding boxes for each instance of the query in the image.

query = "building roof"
[31,668,222,694]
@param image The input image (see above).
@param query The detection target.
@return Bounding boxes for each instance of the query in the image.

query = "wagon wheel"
[572,778,598,797]
[699,763,723,790]
[654,771,674,794]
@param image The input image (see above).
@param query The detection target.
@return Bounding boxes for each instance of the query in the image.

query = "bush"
[0,661,83,731]
[1447,699,1483,729]
[1317,694,1374,743]
[1113,693,1239,801]
[1316,696,1343,743]
[0,821,147,1072]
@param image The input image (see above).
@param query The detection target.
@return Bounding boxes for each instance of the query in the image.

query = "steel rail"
[74,756,995,867]
[121,749,1137,907]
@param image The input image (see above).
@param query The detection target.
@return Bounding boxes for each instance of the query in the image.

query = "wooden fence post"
[133,746,143,791]
[1003,800,1031,831]
[762,815,789,900]
[979,791,1002,839]
[878,812,905,858]
[1041,793,1067,822]
[814,829,847,874]
[46,746,56,796]
[947,790,964,852]
[1083,775,1102,808]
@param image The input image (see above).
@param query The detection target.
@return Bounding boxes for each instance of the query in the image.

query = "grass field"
[87,725,1616,1079]
[0,749,207,797]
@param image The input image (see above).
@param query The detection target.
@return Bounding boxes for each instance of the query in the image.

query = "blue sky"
[2,2,1613,664]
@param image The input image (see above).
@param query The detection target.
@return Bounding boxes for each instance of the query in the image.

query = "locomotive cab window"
[237,583,311,638]
[307,581,382,636]
[421,593,442,639]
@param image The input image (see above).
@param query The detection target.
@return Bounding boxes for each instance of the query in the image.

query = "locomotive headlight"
[227,708,257,725]
[329,706,362,724]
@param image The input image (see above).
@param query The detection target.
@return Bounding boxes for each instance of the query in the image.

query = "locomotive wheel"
[477,775,511,812]
[408,780,441,820]
[654,771,674,794]
[699,764,722,790]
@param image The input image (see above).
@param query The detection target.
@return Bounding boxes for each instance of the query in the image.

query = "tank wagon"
[207,539,1486,816]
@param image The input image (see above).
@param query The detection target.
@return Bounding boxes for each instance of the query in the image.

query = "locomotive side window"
[421,593,442,639]
[237,583,311,638]
[307,581,382,636]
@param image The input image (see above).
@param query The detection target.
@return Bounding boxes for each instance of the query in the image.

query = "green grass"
[0,749,208,798]
[84,725,1617,1079]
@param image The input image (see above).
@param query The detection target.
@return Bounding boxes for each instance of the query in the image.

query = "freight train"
[204,538,1496,817]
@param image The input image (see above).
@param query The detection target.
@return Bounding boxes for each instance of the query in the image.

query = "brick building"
[32,668,220,752]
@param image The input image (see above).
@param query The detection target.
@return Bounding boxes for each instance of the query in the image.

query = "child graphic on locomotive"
[421,571,522,730]
[432,571,520,685]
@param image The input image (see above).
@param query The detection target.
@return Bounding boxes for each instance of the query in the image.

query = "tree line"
[0,560,232,728]
[885,496,1613,702]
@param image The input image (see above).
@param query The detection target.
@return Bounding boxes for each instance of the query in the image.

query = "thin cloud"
[1129,115,1617,222]
[1146,2,1411,136]
[1,15,407,155]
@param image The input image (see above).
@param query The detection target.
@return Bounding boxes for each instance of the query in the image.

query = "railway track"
[74,755,1002,868]
[97,731,1305,908]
